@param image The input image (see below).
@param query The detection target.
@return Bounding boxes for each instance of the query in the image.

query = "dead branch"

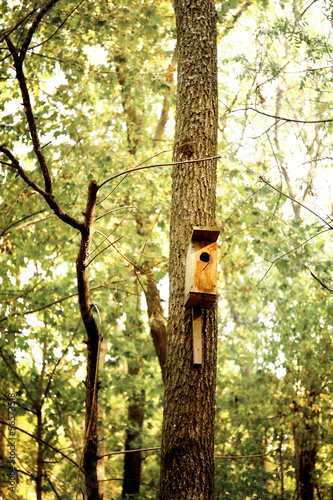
[19,0,61,62]
[309,269,333,293]
[235,106,333,125]
[259,176,333,229]
[0,420,78,467]
[98,155,221,189]
[0,145,84,231]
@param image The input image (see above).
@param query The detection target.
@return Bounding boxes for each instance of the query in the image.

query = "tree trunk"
[122,379,145,499]
[36,407,43,500]
[97,340,107,500]
[294,426,318,500]
[0,408,7,496]
[77,180,101,500]
[144,264,167,382]
[160,0,218,498]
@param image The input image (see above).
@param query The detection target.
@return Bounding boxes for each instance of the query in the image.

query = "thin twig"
[28,0,85,53]
[89,209,133,257]
[137,208,162,265]
[257,228,331,286]
[0,9,37,44]
[99,446,161,459]
[308,269,333,293]
[259,176,333,229]
[0,284,107,323]
[95,205,135,222]
[94,230,158,282]
[0,420,78,467]
[299,0,318,20]
[136,274,167,322]
[99,446,267,460]
[0,145,84,232]
[96,142,195,206]
[98,155,221,189]
[234,106,333,125]
[215,453,268,459]
[20,0,61,62]
[86,236,123,267]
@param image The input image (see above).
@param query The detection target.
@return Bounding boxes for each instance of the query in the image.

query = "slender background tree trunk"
[160,0,218,497]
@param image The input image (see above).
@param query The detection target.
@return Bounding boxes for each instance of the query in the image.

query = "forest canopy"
[0,0,333,498]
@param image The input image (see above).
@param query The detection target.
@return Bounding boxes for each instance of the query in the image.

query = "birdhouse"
[184,227,220,309]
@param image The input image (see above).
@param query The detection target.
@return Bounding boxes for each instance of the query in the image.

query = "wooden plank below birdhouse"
[192,307,202,365]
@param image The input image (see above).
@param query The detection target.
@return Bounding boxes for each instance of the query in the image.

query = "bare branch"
[86,236,123,267]
[94,229,158,282]
[98,155,221,189]
[0,420,78,467]
[0,186,29,229]
[234,106,333,125]
[29,0,85,53]
[96,142,196,206]
[19,0,62,62]
[99,446,267,460]
[95,206,135,222]
[0,284,107,322]
[215,453,268,460]
[299,0,319,20]
[0,347,35,403]
[0,210,47,236]
[5,35,53,193]
[259,176,333,229]
[0,9,37,44]
[137,208,162,265]
[4,214,52,233]
[99,447,161,459]
[309,269,333,293]
[257,228,331,286]
[89,210,133,257]
[0,145,84,231]
[42,328,79,404]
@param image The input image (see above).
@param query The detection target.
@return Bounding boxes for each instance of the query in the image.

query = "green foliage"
[1,0,333,497]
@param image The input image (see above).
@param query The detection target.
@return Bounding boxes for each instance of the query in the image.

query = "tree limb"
[0,420,78,467]
[259,176,333,229]
[0,145,84,231]
[5,35,53,193]
[29,0,85,53]
[19,0,61,62]
[235,106,333,124]
[309,269,333,293]
[98,155,221,189]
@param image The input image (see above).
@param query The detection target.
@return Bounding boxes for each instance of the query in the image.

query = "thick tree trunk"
[97,340,107,499]
[294,426,318,500]
[0,408,6,495]
[160,1,218,498]
[36,407,43,500]
[122,380,145,498]
[144,265,167,382]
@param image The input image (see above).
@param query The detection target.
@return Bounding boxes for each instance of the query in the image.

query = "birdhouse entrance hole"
[200,252,210,263]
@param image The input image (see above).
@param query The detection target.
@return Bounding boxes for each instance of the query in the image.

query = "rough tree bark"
[160,0,218,498]
[122,373,145,499]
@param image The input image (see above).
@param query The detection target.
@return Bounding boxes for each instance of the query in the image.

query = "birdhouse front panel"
[184,228,219,309]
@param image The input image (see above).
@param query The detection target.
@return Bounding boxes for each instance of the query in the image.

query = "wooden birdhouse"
[184,227,220,309]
